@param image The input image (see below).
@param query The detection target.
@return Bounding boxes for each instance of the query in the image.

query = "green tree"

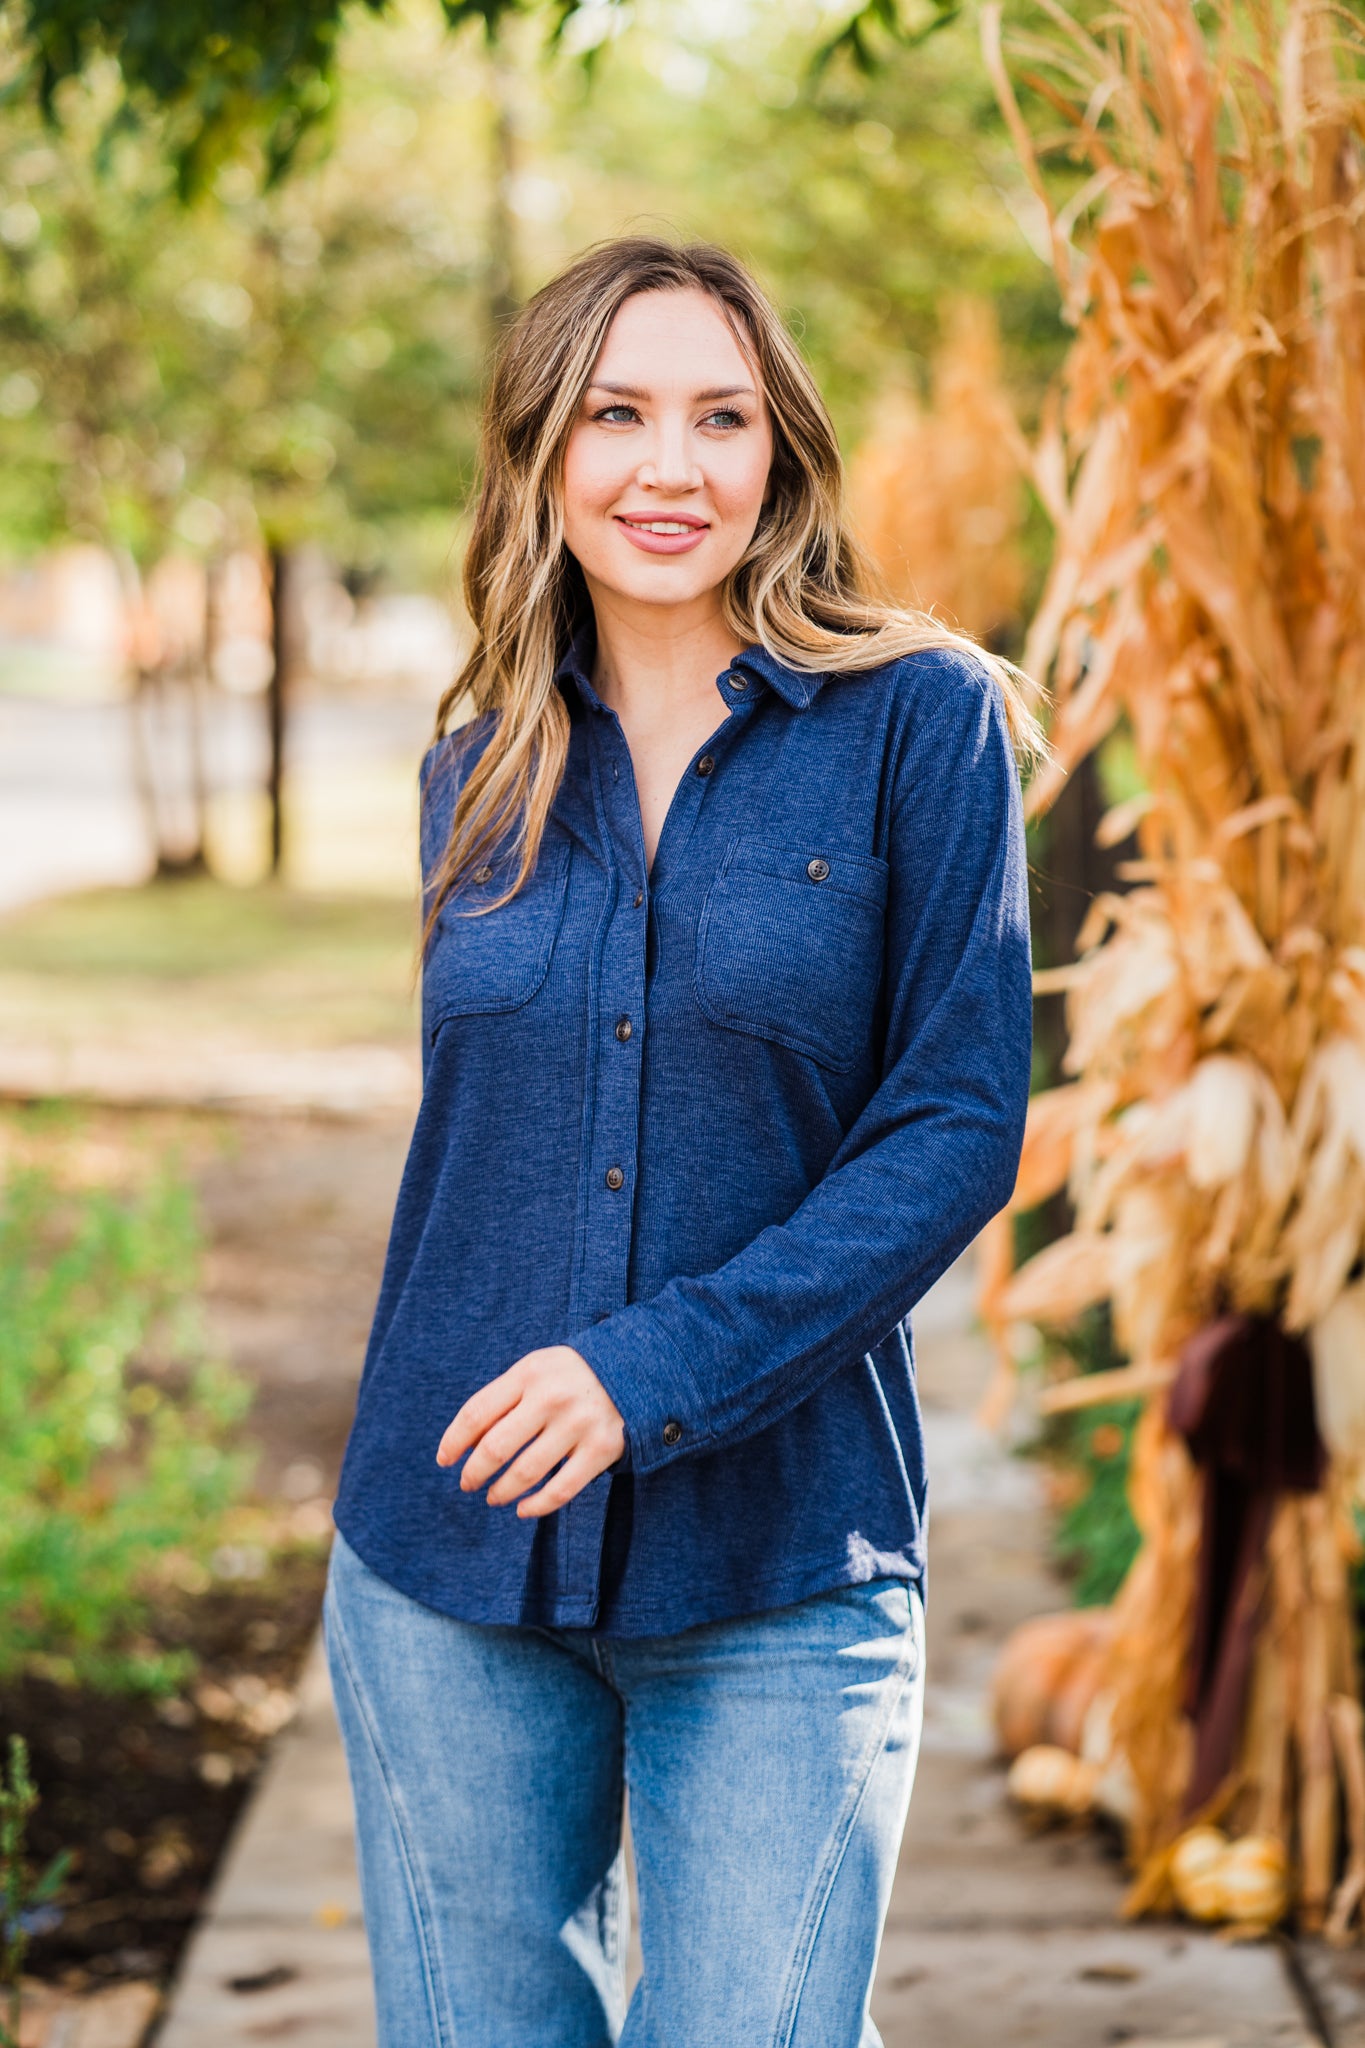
[2,0,609,193]
[0,27,491,868]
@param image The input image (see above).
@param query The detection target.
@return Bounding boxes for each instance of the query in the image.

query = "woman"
[324,236,1039,2048]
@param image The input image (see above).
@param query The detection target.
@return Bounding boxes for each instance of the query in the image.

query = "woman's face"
[561,287,774,617]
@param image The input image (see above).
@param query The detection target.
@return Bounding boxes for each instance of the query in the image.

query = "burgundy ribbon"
[1167,1313,1326,1815]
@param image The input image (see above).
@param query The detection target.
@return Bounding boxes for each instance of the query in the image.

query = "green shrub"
[0,1165,254,1694]
[1028,1300,1142,1608]
[1,1734,70,2048]
[1051,1400,1142,1607]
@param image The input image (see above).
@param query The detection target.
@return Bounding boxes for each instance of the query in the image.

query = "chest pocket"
[695,838,889,1073]
[424,839,572,1034]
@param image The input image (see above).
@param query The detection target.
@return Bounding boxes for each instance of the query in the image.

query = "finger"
[458,1398,548,1493]
[517,1443,614,1520]
[436,1367,524,1467]
[484,1421,578,1507]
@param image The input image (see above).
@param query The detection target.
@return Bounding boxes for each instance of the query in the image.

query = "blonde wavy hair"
[423,236,1045,942]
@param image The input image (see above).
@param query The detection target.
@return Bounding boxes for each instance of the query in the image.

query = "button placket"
[556,722,651,1620]
[640,675,762,892]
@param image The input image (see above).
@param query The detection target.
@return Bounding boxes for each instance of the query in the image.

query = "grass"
[0,878,419,1052]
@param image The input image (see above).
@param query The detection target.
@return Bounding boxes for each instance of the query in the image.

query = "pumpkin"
[991,1608,1115,1758]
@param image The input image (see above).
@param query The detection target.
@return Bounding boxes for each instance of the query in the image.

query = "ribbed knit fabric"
[333,631,1032,1634]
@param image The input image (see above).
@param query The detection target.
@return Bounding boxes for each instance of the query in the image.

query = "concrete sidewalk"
[154,1257,1345,2047]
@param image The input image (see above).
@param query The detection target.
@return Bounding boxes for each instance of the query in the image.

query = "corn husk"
[1310,1276,1365,1484]
[984,0,1365,1920]
[849,298,1027,643]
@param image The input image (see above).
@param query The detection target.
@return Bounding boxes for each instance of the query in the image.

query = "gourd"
[1170,1827,1229,1922]
[991,1608,1115,1758]
[1169,1827,1288,1928]
[1217,1835,1289,1927]
[1006,1744,1098,1816]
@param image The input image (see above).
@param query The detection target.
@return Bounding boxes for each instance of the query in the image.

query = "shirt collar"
[553,616,605,714]
[554,621,827,714]
[728,642,826,709]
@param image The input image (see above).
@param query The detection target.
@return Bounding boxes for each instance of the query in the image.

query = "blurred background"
[0,1,1220,2041]
[13,0,1365,2039]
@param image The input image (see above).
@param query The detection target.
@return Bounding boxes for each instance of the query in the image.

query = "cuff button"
[662,1419,683,1447]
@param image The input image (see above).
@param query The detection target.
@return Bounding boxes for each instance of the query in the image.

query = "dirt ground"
[193,1110,409,1500]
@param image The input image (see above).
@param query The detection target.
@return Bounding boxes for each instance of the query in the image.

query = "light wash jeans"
[323,1530,925,2048]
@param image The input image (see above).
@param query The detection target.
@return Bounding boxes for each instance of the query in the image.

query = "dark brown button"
[662,1420,683,1447]
[806,857,830,883]
[727,672,748,691]
[473,864,493,884]
[633,890,644,908]
[615,1017,633,1042]
[605,1166,625,1191]
[696,754,715,778]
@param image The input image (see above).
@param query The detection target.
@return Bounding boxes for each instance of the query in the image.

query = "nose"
[636,416,702,496]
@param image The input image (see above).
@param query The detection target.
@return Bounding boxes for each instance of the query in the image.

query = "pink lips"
[614,513,710,556]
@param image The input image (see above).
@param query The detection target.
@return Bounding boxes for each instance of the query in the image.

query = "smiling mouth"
[616,516,708,535]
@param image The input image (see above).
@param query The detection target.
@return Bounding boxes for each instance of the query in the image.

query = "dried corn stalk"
[980,0,1365,1916]
[848,297,1027,643]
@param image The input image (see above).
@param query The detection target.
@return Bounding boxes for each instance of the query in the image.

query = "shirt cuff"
[571,1307,715,1475]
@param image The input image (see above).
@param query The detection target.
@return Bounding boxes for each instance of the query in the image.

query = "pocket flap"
[695,837,889,1072]
[425,839,571,1029]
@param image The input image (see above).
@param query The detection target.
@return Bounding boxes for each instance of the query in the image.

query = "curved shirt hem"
[331,1505,923,1639]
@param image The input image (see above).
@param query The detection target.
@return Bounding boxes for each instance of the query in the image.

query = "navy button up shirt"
[333,633,1032,1634]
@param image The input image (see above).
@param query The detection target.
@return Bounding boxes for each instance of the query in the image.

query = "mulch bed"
[2,1542,330,1997]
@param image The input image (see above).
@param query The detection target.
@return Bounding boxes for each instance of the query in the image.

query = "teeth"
[626,521,698,535]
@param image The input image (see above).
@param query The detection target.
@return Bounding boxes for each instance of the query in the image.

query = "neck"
[586,585,746,722]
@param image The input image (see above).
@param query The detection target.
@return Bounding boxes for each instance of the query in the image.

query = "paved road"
[0,687,434,912]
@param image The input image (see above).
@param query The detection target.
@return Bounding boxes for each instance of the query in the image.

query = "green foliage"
[0,1734,70,2048]
[0,1164,255,1694]
[816,0,961,74]
[1030,1302,1141,1606]
[0,64,487,564]
[1051,1400,1141,1607]
[0,0,1069,572]
[5,0,608,195]
[554,9,1066,445]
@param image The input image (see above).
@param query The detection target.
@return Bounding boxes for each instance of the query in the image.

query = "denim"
[323,1527,926,2048]
[333,630,1032,1633]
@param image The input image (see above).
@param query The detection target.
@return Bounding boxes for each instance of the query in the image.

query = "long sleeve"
[573,655,1033,1474]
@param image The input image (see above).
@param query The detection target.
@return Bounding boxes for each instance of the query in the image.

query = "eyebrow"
[587,381,759,402]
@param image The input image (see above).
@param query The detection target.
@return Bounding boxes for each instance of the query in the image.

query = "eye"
[592,403,640,425]
[702,408,749,431]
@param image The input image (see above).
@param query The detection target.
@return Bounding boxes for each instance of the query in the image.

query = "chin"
[599,557,728,610]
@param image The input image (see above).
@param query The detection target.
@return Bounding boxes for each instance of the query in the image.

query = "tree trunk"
[117,551,209,879]
[267,545,290,880]
[485,28,519,345]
